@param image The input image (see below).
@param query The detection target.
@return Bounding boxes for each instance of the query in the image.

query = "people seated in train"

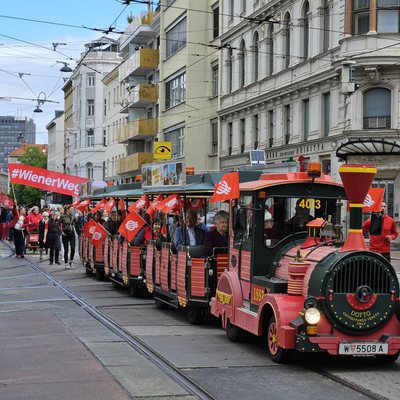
[204,211,229,257]
[285,199,314,235]
[168,213,180,241]
[145,217,166,250]
[93,211,105,225]
[173,210,205,249]
[264,211,281,246]
[132,214,152,246]
[103,210,120,236]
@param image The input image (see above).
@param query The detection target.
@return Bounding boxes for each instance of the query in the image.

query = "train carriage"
[211,163,400,363]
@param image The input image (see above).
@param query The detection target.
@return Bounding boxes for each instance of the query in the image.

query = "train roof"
[240,172,343,191]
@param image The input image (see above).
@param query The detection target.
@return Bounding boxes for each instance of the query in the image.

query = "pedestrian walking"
[9,207,27,258]
[362,201,398,262]
[45,211,62,265]
[38,211,49,261]
[60,205,76,269]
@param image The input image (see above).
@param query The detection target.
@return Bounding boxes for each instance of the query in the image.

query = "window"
[165,126,185,158]
[303,99,309,140]
[212,63,219,97]
[284,105,291,144]
[229,0,234,21]
[377,0,400,33]
[322,92,331,137]
[166,17,187,58]
[302,2,310,60]
[165,71,186,109]
[74,132,77,150]
[252,31,259,81]
[322,0,330,52]
[253,114,259,149]
[228,122,233,155]
[241,0,246,14]
[268,110,274,148]
[363,88,391,129]
[104,99,107,116]
[227,48,233,93]
[211,120,218,155]
[240,118,245,153]
[103,129,107,146]
[212,3,219,39]
[284,13,291,68]
[87,129,94,147]
[86,162,93,179]
[167,0,175,5]
[233,195,253,244]
[266,24,274,76]
[87,100,94,116]
[87,74,95,87]
[354,0,370,34]
[239,40,246,87]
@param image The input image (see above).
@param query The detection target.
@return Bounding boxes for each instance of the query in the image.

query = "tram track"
[24,255,218,400]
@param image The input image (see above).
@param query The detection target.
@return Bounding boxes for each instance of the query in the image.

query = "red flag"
[0,191,14,209]
[128,194,150,213]
[91,222,109,247]
[76,199,91,212]
[118,198,126,219]
[83,219,98,238]
[210,172,239,202]
[146,194,164,218]
[186,198,204,211]
[363,188,385,213]
[103,198,115,213]
[118,210,146,242]
[71,199,80,207]
[157,194,182,214]
[90,198,106,214]
[8,163,88,197]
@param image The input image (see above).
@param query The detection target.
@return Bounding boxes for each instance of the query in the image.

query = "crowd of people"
[0,201,230,266]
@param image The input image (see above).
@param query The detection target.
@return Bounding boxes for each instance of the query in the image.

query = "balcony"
[117,118,159,143]
[119,48,159,82]
[121,84,158,112]
[117,152,153,175]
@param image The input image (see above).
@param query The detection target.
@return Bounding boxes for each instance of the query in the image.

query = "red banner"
[363,188,385,213]
[8,164,88,197]
[0,191,14,209]
[118,210,146,242]
[210,172,239,202]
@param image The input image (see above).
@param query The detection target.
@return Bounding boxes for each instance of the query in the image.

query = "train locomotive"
[211,163,400,362]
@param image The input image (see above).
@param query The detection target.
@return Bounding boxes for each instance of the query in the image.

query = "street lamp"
[57,61,73,73]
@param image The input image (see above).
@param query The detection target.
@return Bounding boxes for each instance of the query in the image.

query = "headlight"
[304,308,321,325]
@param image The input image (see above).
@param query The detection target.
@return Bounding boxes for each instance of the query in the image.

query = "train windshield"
[263,196,340,247]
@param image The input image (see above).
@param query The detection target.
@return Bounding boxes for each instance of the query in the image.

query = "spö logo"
[363,194,375,208]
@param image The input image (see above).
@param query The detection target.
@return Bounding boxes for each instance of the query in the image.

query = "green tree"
[12,146,47,208]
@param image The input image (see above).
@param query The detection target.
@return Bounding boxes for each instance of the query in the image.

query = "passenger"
[204,211,229,257]
[103,210,120,236]
[173,210,205,248]
[132,214,152,246]
[264,211,281,246]
[168,213,180,241]
[38,211,49,261]
[145,217,166,250]
[45,211,62,265]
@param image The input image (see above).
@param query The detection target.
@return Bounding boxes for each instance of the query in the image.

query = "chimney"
[339,164,377,252]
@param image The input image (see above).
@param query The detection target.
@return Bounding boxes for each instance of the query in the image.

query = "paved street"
[0,240,400,400]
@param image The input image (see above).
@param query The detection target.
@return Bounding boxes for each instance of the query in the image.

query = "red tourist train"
[79,163,400,363]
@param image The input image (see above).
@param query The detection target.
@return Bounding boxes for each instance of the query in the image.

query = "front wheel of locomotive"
[375,352,400,363]
[225,320,245,342]
[187,306,202,325]
[266,316,292,364]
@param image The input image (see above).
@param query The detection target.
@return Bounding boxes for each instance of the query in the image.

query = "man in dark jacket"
[173,210,205,249]
[59,205,76,269]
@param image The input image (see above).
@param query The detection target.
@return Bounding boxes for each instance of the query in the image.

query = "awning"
[336,139,400,161]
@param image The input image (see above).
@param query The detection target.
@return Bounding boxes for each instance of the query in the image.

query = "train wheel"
[129,284,140,297]
[375,352,399,363]
[266,316,292,363]
[155,297,168,310]
[187,307,202,325]
[95,269,105,281]
[226,320,244,342]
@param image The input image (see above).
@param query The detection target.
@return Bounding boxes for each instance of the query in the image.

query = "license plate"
[339,342,388,355]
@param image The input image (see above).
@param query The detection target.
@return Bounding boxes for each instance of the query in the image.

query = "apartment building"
[158,0,220,173]
[64,38,121,181]
[219,0,400,219]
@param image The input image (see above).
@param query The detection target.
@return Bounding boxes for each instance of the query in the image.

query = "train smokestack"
[339,164,377,252]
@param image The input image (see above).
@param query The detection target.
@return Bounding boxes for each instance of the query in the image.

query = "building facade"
[218,0,400,222]
[64,38,121,181]
[0,116,35,172]
[46,111,64,174]
[158,0,220,173]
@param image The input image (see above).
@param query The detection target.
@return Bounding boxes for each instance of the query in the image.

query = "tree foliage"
[12,146,47,208]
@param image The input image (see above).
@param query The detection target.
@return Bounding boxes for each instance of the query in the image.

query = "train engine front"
[295,164,400,361]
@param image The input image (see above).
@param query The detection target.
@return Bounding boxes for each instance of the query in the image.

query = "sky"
[0,0,148,144]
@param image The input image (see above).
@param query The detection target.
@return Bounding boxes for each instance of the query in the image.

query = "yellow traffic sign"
[154,141,172,159]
